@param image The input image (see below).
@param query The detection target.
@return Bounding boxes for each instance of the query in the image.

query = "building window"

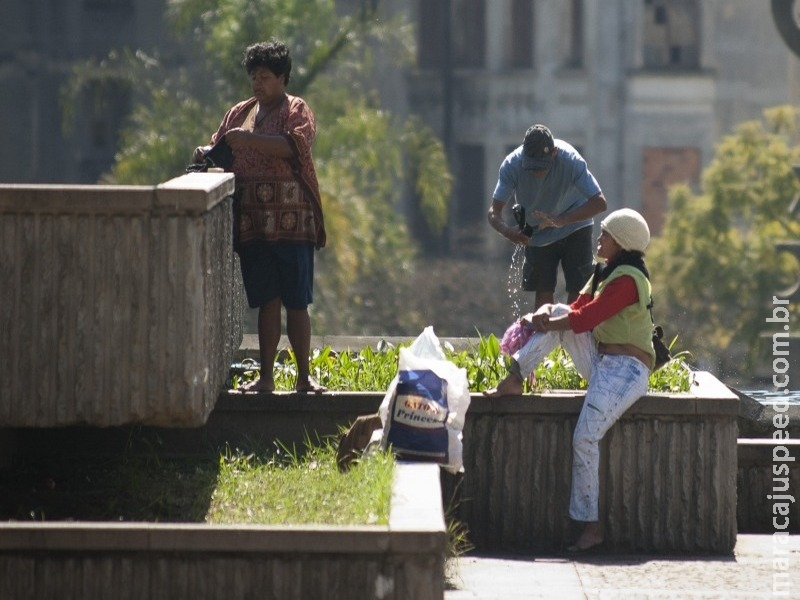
[507,0,533,68]
[566,0,584,68]
[641,146,700,234]
[456,144,485,224]
[642,0,699,70]
[83,0,133,9]
[418,0,485,69]
[76,79,131,181]
[418,1,448,68]
[452,0,486,67]
[84,81,130,149]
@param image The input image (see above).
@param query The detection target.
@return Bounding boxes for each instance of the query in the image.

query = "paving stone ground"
[445,534,800,599]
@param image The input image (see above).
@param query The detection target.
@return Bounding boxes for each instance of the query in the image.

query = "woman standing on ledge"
[193,39,327,393]
[485,208,656,552]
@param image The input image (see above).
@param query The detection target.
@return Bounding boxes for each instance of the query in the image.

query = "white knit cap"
[601,208,650,252]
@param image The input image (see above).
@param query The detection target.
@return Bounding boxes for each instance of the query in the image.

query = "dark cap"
[522,124,554,170]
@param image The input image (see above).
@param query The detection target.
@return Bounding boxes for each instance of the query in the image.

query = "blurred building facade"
[0,0,186,184]
[381,0,800,250]
[2,0,798,246]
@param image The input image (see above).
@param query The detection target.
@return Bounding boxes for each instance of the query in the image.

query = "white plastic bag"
[379,326,471,474]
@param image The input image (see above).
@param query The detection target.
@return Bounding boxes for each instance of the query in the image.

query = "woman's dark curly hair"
[242,39,292,84]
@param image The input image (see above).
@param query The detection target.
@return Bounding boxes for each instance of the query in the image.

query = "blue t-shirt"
[492,140,602,246]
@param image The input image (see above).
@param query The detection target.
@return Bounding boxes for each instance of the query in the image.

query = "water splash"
[506,245,527,322]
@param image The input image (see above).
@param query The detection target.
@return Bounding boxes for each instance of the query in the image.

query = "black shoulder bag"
[647,300,672,371]
[590,263,672,371]
[185,137,234,173]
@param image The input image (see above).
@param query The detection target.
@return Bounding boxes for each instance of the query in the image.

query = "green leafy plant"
[230,333,692,393]
[529,346,587,391]
[647,337,694,393]
[447,334,507,392]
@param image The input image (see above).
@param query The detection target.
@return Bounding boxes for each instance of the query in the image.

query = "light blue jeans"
[513,304,650,522]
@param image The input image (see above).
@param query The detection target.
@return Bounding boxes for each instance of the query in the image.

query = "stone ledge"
[156,172,235,214]
[740,401,800,438]
[0,524,391,553]
[737,439,800,533]
[467,392,738,416]
[0,177,243,429]
[0,174,235,216]
[390,461,446,533]
[217,390,385,413]
[0,463,444,553]
[0,184,154,214]
[0,523,446,556]
[0,464,446,600]
[216,369,737,417]
[445,370,739,554]
[738,437,800,447]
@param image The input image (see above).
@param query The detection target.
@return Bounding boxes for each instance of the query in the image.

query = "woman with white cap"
[485,208,655,552]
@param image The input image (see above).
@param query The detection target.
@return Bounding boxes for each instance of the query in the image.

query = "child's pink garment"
[500,320,533,355]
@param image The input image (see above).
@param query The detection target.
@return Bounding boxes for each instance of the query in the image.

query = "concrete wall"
[444,372,739,554]
[7,372,790,544]
[10,370,740,554]
[0,173,243,427]
[0,464,446,600]
[737,439,800,534]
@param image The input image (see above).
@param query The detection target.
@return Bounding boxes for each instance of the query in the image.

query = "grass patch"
[0,434,393,527]
[1,433,468,565]
[0,452,217,522]
[207,440,394,526]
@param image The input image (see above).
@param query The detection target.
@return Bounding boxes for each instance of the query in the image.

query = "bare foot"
[483,373,524,398]
[239,377,275,393]
[567,522,604,552]
[296,377,327,394]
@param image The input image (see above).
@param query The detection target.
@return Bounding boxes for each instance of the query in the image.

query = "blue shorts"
[237,241,314,309]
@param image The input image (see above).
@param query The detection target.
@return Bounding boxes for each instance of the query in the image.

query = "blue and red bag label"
[386,369,449,463]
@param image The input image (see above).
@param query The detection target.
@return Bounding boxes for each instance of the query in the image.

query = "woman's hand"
[192,146,209,163]
[529,313,550,332]
[224,128,252,149]
[223,129,294,158]
[521,305,554,332]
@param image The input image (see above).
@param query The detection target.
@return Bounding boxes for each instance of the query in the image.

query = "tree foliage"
[62,0,452,334]
[647,105,800,376]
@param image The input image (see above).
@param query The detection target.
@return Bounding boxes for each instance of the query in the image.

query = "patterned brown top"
[210,95,326,249]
